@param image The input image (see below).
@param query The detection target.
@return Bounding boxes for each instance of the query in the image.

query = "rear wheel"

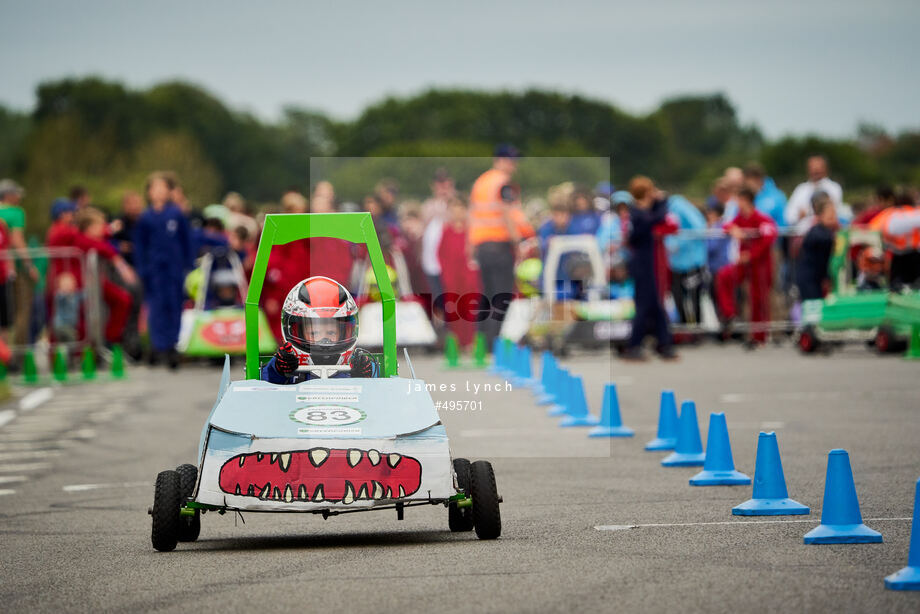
[175,464,200,542]
[469,460,501,540]
[448,458,473,532]
[151,470,182,552]
[875,326,905,354]
[798,326,819,354]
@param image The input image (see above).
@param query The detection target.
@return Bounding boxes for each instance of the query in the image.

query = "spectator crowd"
[0,146,918,369]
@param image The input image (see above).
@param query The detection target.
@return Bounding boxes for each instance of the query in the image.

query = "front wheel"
[175,463,200,542]
[151,470,182,552]
[469,460,501,540]
[448,458,473,532]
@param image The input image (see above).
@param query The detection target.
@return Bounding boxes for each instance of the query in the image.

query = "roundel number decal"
[291,405,365,426]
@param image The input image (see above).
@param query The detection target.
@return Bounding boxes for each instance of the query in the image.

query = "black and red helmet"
[281,276,358,365]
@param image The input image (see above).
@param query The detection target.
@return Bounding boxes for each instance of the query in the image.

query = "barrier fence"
[0,247,106,356]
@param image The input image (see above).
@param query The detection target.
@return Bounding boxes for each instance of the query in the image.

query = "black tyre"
[151,470,182,552]
[175,463,200,542]
[798,326,819,354]
[448,458,473,532]
[875,326,906,354]
[469,460,501,540]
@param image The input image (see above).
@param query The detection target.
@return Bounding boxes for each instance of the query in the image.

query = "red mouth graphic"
[218,448,422,504]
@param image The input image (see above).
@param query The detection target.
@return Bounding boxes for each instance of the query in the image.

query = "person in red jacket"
[715,188,777,345]
[46,205,136,345]
[437,197,482,348]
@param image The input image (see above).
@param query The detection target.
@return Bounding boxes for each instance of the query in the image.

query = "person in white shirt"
[420,168,456,298]
[784,155,849,228]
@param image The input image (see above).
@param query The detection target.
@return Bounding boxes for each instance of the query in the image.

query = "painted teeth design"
[284,484,293,503]
[398,485,406,498]
[388,453,401,468]
[278,453,291,472]
[259,483,271,500]
[256,453,264,461]
[309,449,329,467]
[270,453,279,464]
[298,484,307,501]
[357,483,368,499]
[235,485,241,495]
[238,456,245,467]
[312,484,324,502]
[343,482,355,505]
[247,485,254,496]
[385,486,392,498]
[348,449,362,467]
[272,487,281,501]
[367,450,380,465]
[373,481,383,499]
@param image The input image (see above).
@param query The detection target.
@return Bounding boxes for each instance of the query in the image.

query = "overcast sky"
[1,0,918,138]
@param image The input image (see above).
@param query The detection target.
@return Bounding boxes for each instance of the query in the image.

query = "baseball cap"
[611,190,635,207]
[493,143,521,159]
[50,197,76,221]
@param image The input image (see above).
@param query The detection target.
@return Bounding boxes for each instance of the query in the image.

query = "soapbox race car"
[149,213,502,551]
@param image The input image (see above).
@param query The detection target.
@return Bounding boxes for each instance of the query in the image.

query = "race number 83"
[291,405,365,426]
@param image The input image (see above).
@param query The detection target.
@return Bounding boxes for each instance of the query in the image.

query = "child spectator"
[715,188,777,346]
[569,188,601,235]
[437,197,481,348]
[795,193,838,300]
[705,204,731,318]
[47,204,135,346]
[134,172,194,368]
[52,271,81,343]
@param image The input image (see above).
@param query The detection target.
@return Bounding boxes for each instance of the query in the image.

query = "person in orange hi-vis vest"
[878,191,920,290]
[468,144,534,346]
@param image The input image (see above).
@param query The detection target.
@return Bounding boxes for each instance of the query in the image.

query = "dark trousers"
[671,267,704,325]
[475,241,515,347]
[629,271,672,350]
[890,251,920,291]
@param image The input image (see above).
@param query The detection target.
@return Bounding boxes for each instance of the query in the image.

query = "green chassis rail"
[244,213,398,379]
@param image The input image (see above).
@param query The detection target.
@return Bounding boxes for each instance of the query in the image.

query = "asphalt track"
[1,344,919,613]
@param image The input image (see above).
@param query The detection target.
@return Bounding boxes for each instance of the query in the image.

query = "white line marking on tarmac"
[19,388,54,412]
[62,481,151,493]
[594,517,912,531]
[0,450,61,461]
[0,462,51,472]
[0,410,15,428]
[0,476,26,484]
[0,489,16,496]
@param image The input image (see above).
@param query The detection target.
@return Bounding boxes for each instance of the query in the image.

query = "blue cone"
[547,370,571,416]
[885,478,920,590]
[661,400,705,467]
[588,383,634,437]
[732,432,810,516]
[536,353,557,404]
[689,413,750,485]
[645,390,679,451]
[488,338,503,375]
[512,346,536,388]
[559,376,600,427]
[804,449,882,544]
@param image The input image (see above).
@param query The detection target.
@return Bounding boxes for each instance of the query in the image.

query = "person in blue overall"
[623,177,677,361]
[261,276,379,384]
[133,172,194,369]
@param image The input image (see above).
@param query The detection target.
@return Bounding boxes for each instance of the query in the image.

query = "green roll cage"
[244,213,398,379]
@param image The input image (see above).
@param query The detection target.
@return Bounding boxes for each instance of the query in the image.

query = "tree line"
[1,77,918,233]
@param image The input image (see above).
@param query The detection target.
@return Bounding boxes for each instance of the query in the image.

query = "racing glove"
[273,342,299,376]
[349,348,379,378]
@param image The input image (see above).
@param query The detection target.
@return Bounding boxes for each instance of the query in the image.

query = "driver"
[261,276,379,383]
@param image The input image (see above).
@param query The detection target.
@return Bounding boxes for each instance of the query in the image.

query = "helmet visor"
[282,312,358,355]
